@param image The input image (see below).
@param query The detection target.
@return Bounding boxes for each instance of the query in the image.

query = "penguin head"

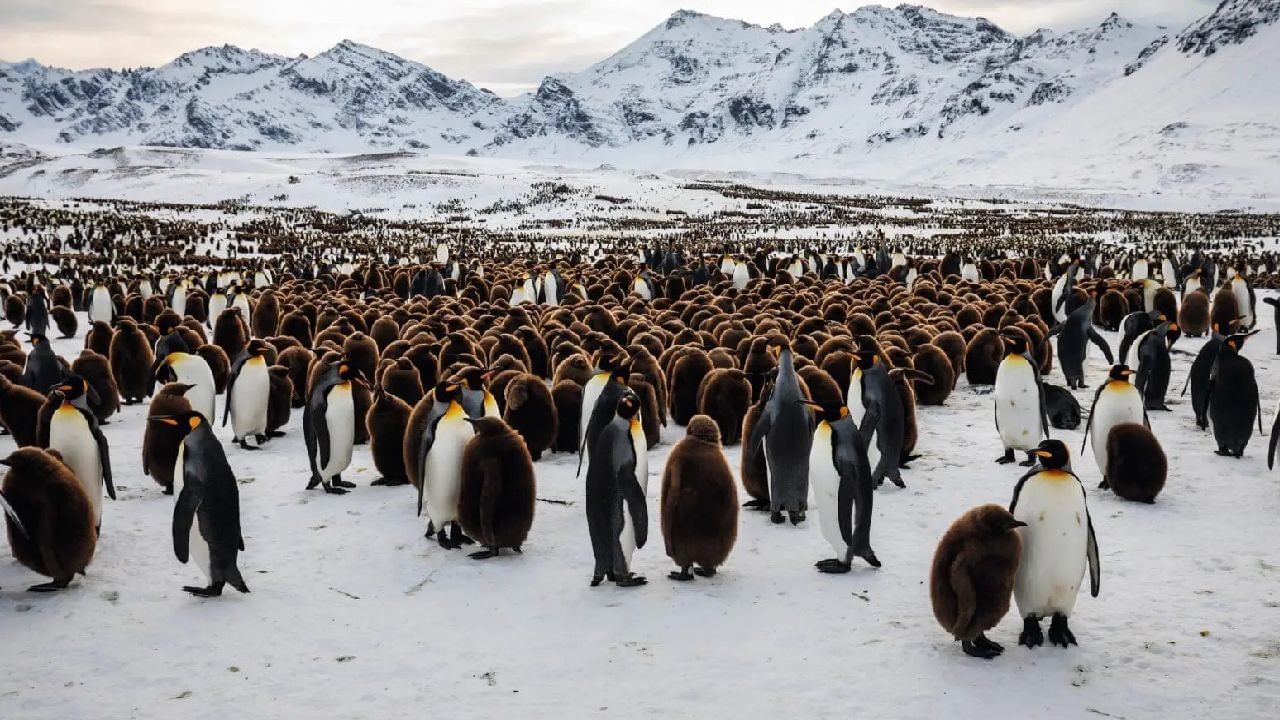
[149,410,205,433]
[999,327,1029,355]
[26,333,46,347]
[52,375,90,401]
[614,392,641,421]
[1107,364,1135,382]
[1029,440,1070,471]
[433,380,463,404]
[455,366,488,390]
[462,416,507,436]
[801,400,848,425]
[1222,330,1259,354]
[972,504,1027,534]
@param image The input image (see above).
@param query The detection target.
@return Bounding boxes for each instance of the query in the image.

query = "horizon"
[0,1,1217,97]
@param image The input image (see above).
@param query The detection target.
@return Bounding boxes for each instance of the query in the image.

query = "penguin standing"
[585,392,648,588]
[1134,321,1175,411]
[1083,364,1147,479]
[40,377,115,530]
[144,382,195,494]
[1229,273,1256,330]
[1103,423,1166,503]
[804,401,881,574]
[111,318,155,404]
[849,341,908,488]
[993,329,1049,465]
[156,351,216,423]
[88,282,114,325]
[745,347,812,524]
[24,288,49,337]
[457,417,536,559]
[1208,331,1262,458]
[153,411,250,597]
[930,504,1025,659]
[223,339,271,450]
[1117,310,1156,366]
[578,360,631,476]
[417,381,476,548]
[20,333,62,393]
[1050,262,1079,325]
[304,359,362,495]
[0,447,96,591]
[1011,440,1100,648]
[660,415,738,580]
[1049,298,1112,389]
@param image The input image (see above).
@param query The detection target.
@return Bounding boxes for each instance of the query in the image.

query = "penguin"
[1103,423,1166,503]
[1134,321,1174,411]
[1229,273,1256,330]
[1179,289,1211,337]
[804,401,881,574]
[40,377,115,530]
[1183,322,1231,429]
[745,347,812,524]
[1117,310,1156,365]
[456,366,500,420]
[144,382,195,494]
[1264,297,1280,354]
[0,372,46,447]
[551,379,583,453]
[1048,298,1112,389]
[660,415,738,581]
[20,333,62,393]
[1208,331,1263,458]
[993,328,1050,465]
[578,358,631,476]
[71,350,119,425]
[930,504,1025,659]
[88,282,114,325]
[584,391,648,588]
[304,358,363,495]
[964,328,1004,386]
[1010,439,1101,648]
[265,365,293,438]
[223,339,271,450]
[366,385,411,486]
[213,307,248,363]
[152,411,250,597]
[155,351,216,422]
[502,373,557,460]
[24,288,50,336]
[0,447,97,591]
[1042,384,1081,430]
[849,341,908,488]
[207,288,228,326]
[1050,262,1079,325]
[456,416,537,559]
[50,305,77,339]
[416,381,476,548]
[1083,364,1147,478]
[696,367,751,445]
[669,348,713,426]
[110,318,155,404]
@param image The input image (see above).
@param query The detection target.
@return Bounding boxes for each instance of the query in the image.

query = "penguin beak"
[1010,520,1028,529]
[0,457,10,467]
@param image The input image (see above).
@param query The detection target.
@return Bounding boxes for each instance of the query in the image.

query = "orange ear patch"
[188,416,202,430]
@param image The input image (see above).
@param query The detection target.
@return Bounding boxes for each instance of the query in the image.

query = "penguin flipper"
[835,428,877,566]
[1081,385,1105,451]
[36,399,55,449]
[1268,417,1280,471]
[1088,328,1114,364]
[1084,501,1101,598]
[1009,469,1037,514]
[222,358,246,427]
[620,461,648,550]
[172,479,203,563]
[94,423,115,501]
[0,491,26,537]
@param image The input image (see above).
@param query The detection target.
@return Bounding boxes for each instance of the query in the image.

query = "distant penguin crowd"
[0,196,1277,661]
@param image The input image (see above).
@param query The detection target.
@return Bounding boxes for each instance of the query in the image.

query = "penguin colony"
[0,195,1277,661]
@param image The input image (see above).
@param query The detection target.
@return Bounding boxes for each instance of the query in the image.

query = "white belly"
[847,369,865,424]
[175,362,216,422]
[1184,278,1201,298]
[232,296,251,318]
[89,290,113,324]
[208,296,227,321]
[995,358,1041,451]
[1133,260,1149,280]
[1051,276,1068,323]
[809,429,845,557]
[49,410,103,524]
[423,418,473,526]
[1090,387,1144,475]
[175,443,211,579]
[720,259,736,275]
[542,276,558,306]
[620,421,648,566]
[1233,282,1253,328]
[632,278,651,300]
[318,385,355,480]
[1162,260,1177,288]
[961,263,979,282]
[231,363,270,439]
[1013,476,1089,618]
[171,288,187,316]
[732,266,750,290]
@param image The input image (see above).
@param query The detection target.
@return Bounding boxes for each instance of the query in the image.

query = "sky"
[0,0,1219,96]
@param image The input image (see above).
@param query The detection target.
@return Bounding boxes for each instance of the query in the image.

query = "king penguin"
[1208,331,1263,458]
[156,351,217,425]
[41,376,115,531]
[88,281,114,326]
[804,401,881,573]
[223,339,271,450]
[585,392,648,588]
[1010,440,1100,649]
[993,328,1050,465]
[745,346,813,524]
[1082,364,1147,479]
[417,381,477,548]
[1048,297,1112,389]
[304,358,362,495]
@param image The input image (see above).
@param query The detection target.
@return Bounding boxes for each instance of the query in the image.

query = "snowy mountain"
[1,1,1277,197]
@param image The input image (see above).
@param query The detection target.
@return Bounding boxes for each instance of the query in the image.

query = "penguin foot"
[267,430,286,438]
[743,498,770,511]
[888,476,906,489]
[436,529,458,550]
[852,547,882,568]
[322,484,349,495]
[450,524,475,545]
[1214,448,1233,457]
[182,583,224,598]
[590,575,604,587]
[468,548,499,560]
[28,578,72,592]
[789,510,805,525]
[669,568,694,582]
[237,439,261,451]
[770,511,785,524]
[163,486,174,496]
[815,559,851,574]
[255,434,268,445]
[1048,614,1077,648]
[1017,457,1037,467]
[693,566,717,578]
[962,634,1004,659]
[996,449,1015,464]
[1098,478,1110,490]
[333,479,356,489]
[370,476,409,487]
[614,574,647,588]
[1019,616,1044,648]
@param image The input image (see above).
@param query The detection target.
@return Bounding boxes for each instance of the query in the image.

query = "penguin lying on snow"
[152,411,249,598]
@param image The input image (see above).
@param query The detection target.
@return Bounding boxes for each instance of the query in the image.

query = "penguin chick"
[503,373,558,460]
[457,416,537,559]
[1,447,97,591]
[930,504,1024,659]
[661,415,738,581]
[1103,423,1166,503]
[143,382,195,494]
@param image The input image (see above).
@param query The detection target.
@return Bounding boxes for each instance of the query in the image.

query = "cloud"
[0,0,1223,93]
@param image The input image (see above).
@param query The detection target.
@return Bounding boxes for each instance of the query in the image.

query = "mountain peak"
[1178,0,1280,55]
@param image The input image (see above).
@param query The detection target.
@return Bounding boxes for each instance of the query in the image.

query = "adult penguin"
[993,328,1049,465]
[155,351,216,422]
[1208,331,1262,458]
[24,287,49,337]
[849,340,907,489]
[110,318,154,404]
[0,447,96,591]
[456,366,500,420]
[585,392,648,588]
[223,339,272,450]
[1050,262,1079,325]
[39,376,115,530]
[1048,297,1112,389]
[1117,310,1156,365]
[1183,322,1230,429]
[304,358,363,495]
[144,382,195,494]
[930,504,1025,659]
[417,381,476,548]
[1265,297,1280,354]
[88,281,115,325]
[1228,273,1256,330]
[1083,364,1147,478]
[20,333,62,393]
[1011,440,1100,649]
[578,360,631,476]
[1134,321,1175,411]
[457,416,536,559]
[804,401,880,574]
[152,411,249,598]
[660,415,738,581]
[367,385,411,486]
[745,346,812,524]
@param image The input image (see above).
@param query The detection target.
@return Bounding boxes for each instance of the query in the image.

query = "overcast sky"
[0,0,1217,95]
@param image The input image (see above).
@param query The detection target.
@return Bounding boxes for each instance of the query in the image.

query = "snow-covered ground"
[2,288,1278,718]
